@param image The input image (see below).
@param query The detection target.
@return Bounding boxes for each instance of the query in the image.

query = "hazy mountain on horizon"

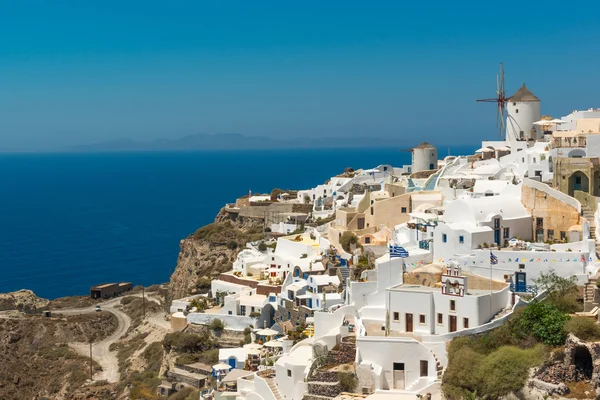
[65,132,406,152]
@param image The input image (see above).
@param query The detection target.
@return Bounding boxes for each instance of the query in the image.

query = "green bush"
[534,269,581,313]
[515,302,568,346]
[258,242,267,252]
[338,372,358,392]
[196,277,212,290]
[340,232,360,252]
[163,332,216,353]
[210,318,225,332]
[443,344,546,399]
[565,317,600,341]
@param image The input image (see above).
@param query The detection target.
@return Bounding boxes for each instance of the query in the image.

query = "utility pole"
[89,340,93,381]
[142,285,146,320]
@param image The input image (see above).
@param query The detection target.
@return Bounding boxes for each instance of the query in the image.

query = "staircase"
[584,277,599,312]
[582,205,596,240]
[265,376,282,400]
[427,348,444,381]
[339,266,350,290]
[423,173,439,191]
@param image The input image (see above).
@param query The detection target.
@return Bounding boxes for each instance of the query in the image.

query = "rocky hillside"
[168,208,264,300]
[0,289,49,313]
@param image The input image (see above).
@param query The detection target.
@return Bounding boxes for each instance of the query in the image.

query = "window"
[533,158,537,163]
[365,237,370,244]
[419,314,426,324]
[228,311,232,315]
[519,264,525,270]
[443,234,447,243]
[575,176,582,185]
[437,313,443,325]
[463,318,469,329]
[287,369,292,377]
[459,236,464,244]
[429,163,435,169]
[401,207,407,213]
[560,231,567,241]
[515,109,519,113]
[494,218,500,229]
[503,227,509,239]
[548,229,554,240]
[450,300,456,311]
[536,218,543,228]
[393,312,399,321]
[370,207,374,216]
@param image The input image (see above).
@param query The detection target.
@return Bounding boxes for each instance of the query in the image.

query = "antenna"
[477,62,509,138]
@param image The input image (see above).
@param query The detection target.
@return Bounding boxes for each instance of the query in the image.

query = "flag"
[390,245,409,258]
[490,252,498,265]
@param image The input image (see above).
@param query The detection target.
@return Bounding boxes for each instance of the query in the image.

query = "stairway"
[582,205,596,241]
[339,266,350,289]
[265,376,282,400]
[584,277,598,312]
[423,173,439,191]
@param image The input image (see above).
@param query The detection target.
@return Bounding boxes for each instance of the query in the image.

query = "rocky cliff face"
[0,289,49,313]
[168,208,264,301]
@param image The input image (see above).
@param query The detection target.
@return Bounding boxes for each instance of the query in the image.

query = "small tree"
[534,268,580,313]
[515,302,568,346]
[304,195,311,204]
[258,242,267,252]
[340,232,360,252]
[210,318,225,333]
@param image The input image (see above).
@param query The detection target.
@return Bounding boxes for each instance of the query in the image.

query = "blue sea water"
[0,146,476,299]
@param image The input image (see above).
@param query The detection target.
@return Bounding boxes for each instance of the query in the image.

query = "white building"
[506,84,541,143]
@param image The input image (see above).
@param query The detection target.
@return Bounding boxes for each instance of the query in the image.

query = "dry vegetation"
[0,312,117,399]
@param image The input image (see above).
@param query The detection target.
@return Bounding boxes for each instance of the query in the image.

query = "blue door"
[494,230,500,246]
[228,357,237,369]
[515,272,526,292]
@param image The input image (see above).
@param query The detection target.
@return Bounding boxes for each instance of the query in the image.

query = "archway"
[568,171,589,196]
[574,345,593,380]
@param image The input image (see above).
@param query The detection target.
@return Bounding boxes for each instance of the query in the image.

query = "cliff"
[0,289,49,313]
[168,208,264,300]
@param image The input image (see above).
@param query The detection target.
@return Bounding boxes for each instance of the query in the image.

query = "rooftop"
[510,83,540,102]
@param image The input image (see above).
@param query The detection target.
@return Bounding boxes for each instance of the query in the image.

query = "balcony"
[509,283,538,294]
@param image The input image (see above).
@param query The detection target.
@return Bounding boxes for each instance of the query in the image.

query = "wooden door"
[406,313,413,332]
[449,315,457,333]
[420,360,428,377]
[393,363,405,389]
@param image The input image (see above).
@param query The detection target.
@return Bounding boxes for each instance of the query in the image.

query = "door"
[449,315,457,333]
[420,360,428,377]
[393,363,405,389]
[494,229,500,246]
[515,272,527,292]
[406,313,413,332]
[228,357,237,369]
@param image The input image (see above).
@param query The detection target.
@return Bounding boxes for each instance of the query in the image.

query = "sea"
[0,146,477,299]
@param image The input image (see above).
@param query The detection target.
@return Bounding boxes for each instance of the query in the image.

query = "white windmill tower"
[506,84,541,143]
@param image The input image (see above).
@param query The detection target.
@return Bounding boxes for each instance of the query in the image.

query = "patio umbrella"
[256,328,278,336]
[264,340,283,348]
[243,343,263,350]
[213,363,233,371]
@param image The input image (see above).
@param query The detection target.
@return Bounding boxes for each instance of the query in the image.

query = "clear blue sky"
[1,1,599,151]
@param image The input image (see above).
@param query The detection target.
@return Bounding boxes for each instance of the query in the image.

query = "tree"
[515,302,568,346]
[534,269,580,313]
[258,242,267,252]
[303,195,311,204]
[340,232,360,252]
[210,318,225,333]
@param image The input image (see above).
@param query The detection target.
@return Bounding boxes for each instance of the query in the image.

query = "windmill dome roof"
[510,84,539,102]
[413,142,436,150]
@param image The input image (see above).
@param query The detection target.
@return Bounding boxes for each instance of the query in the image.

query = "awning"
[213,363,232,370]
[256,328,278,336]
[475,147,494,153]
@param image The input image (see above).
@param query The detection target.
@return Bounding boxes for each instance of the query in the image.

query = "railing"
[419,240,430,250]
[509,283,538,294]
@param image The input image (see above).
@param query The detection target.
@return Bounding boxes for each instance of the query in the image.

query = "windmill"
[477,63,509,138]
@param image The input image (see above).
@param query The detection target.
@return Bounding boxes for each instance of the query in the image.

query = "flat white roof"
[238,294,267,307]
[219,348,248,362]
[309,275,340,286]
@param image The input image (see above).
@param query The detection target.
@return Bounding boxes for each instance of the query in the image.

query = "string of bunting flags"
[432,255,590,264]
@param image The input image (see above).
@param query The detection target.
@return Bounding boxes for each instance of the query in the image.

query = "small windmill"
[477,63,509,138]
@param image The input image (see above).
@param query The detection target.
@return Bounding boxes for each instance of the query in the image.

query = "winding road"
[53,293,166,383]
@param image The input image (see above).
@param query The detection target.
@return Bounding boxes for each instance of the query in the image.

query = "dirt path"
[52,293,166,383]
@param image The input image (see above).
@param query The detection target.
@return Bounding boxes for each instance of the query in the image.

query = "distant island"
[65,132,406,152]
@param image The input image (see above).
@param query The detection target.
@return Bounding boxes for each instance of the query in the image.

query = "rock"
[0,289,49,313]
[168,208,264,300]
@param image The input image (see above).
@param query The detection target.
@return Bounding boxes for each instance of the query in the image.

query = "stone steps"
[265,377,282,400]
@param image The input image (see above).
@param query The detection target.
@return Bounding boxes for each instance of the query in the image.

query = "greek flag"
[390,245,409,258]
[490,251,498,265]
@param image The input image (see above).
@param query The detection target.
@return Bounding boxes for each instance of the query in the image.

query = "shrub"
[515,302,568,346]
[565,317,600,341]
[534,269,581,313]
[338,372,358,392]
[196,277,212,290]
[340,232,360,252]
[258,242,267,252]
[249,311,261,318]
[163,332,216,353]
[210,318,225,332]
[226,240,238,250]
[199,348,219,364]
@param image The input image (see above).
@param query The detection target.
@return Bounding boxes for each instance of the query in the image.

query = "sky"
[1,1,599,151]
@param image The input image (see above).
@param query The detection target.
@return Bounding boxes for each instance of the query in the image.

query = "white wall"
[187,312,257,331]
[356,337,437,390]
[506,100,540,142]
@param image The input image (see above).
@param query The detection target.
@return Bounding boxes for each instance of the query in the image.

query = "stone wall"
[218,274,259,288]
[256,284,281,296]
[521,183,581,242]
[337,337,356,364]
[292,204,314,214]
[276,299,314,327]
[307,381,341,397]
[575,190,599,213]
